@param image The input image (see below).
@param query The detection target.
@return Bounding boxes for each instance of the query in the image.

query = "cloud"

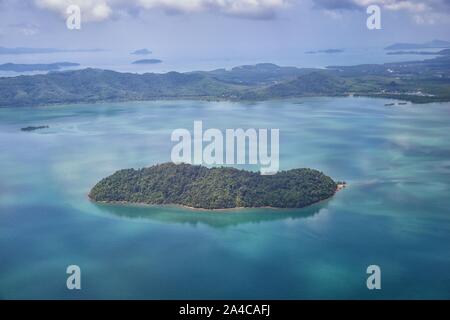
[34,0,112,22]
[311,0,450,24]
[8,22,40,36]
[312,0,361,10]
[34,0,290,21]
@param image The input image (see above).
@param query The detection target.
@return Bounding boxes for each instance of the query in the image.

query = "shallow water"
[0,97,449,299]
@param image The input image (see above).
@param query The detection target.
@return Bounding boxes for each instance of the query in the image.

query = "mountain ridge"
[1,57,449,107]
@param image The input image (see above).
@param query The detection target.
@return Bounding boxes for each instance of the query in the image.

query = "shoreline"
[1,94,442,109]
[88,183,347,212]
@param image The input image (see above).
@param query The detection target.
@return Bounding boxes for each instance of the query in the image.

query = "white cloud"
[35,0,113,21]
[322,9,343,19]
[34,0,290,21]
[312,0,450,24]
[354,0,428,13]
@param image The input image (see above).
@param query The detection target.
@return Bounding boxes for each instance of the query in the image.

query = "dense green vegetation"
[241,72,350,99]
[1,56,449,107]
[0,68,236,107]
[89,163,337,209]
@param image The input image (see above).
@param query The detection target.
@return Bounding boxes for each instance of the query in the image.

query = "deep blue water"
[0,97,449,299]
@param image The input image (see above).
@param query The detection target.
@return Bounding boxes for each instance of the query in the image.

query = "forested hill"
[0,68,236,107]
[89,163,338,210]
[1,56,449,107]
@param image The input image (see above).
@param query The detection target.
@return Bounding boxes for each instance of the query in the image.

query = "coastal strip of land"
[1,54,449,107]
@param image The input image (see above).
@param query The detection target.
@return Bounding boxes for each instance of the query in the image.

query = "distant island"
[89,163,339,210]
[385,39,450,50]
[384,102,407,106]
[0,62,79,72]
[305,49,343,54]
[131,49,152,55]
[386,49,450,56]
[132,59,162,64]
[387,51,438,56]
[20,125,49,131]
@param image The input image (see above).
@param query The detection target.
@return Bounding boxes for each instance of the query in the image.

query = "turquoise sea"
[0,97,449,299]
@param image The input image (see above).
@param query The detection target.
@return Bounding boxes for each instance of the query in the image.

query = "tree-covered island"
[89,162,339,210]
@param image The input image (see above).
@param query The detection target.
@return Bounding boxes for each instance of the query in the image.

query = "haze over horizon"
[0,0,449,63]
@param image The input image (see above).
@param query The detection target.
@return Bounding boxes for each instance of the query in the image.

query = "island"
[385,39,450,50]
[20,125,49,131]
[131,49,152,55]
[0,62,79,72]
[89,162,339,210]
[305,49,344,54]
[386,51,438,56]
[386,49,450,56]
[132,59,162,65]
[384,102,408,106]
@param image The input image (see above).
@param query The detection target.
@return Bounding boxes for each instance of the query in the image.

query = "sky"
[0,0,449,62]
